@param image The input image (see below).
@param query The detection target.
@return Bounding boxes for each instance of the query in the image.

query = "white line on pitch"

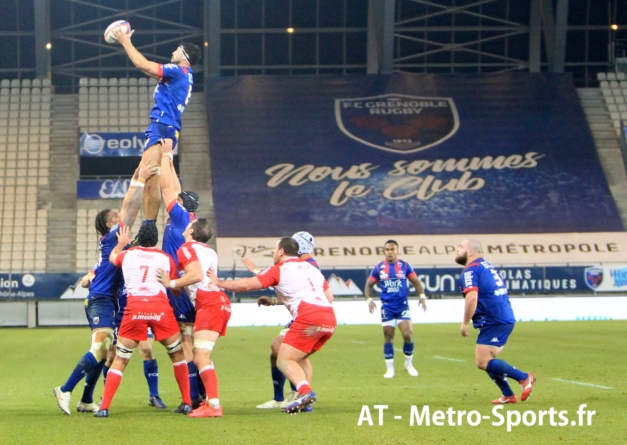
[351,340,366,344]
[432,356,465,363]
[550,378,613,390]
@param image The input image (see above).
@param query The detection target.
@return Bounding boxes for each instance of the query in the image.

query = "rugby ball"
[104,20,131,44]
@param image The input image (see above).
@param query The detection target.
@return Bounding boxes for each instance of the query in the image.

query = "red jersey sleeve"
[157,64,164,77]
[256,264,281,288]
[113,250,127,268]
[323,278,329,291]
[166,199,178,213]
[177,242,199,269]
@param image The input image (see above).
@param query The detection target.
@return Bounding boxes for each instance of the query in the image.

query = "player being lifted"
[364,240,427,379]
[111,26,200,223]
[94,224,192,417]
[54,163,158,415]
[455,239,536,404]
[157,218,230,418]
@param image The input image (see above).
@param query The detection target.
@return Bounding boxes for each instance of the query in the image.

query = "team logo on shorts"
[584,267,603,290]
[93,316,100,325]
[335,94,459,154]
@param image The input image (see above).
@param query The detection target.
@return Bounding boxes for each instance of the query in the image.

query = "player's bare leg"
[178,322,203,408]
[188,330,223,417]
[382,325,396,378]
[158,332,192,413]
[141,141,167,220]
[398,320,418,376]
[277,343,317,413]
[94,336,139,416]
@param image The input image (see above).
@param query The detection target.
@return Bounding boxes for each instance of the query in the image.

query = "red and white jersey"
[256,257,331,318]
[177,240,220,304]
[114,246,178,301]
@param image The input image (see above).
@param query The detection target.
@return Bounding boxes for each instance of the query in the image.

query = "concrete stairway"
[578,88,627,228]
[179,92,216,248]
[46,94,79,272]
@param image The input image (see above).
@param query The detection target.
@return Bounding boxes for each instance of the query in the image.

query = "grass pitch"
[0,321,625,445]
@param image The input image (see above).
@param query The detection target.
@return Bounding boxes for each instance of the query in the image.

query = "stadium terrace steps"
[179,92,216,248]
[46,95,79,273]
[578,88,627,229]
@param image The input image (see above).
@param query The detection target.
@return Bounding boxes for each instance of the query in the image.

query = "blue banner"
[80,132,145,157]
[0,273,82,299]
[216,264,625,297]
[77,179,131,199]
[208,73,622,237]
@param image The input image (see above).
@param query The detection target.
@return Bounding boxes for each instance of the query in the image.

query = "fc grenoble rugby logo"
[335,94,459,154]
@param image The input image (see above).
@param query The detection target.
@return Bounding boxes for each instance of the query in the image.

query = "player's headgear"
[95,209,112,237]
[292,231,314,255]
[179,191,200,213]
[131,221,159,248]
[179,42,201,66]
[191,218,212,243]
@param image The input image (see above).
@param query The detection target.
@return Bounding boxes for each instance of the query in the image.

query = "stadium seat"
[607,72,617,81]
[32,79,42,87]
[0,79,9,87]
[11,79,19,87]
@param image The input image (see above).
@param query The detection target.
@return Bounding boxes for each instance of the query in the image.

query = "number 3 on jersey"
[490,269,504,287]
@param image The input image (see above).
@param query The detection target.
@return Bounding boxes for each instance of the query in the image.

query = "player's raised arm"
[119,162,158,229]
[112,28,161,79]
[109,225,132,265]
[409,274,428,312]
[160,152,180,207]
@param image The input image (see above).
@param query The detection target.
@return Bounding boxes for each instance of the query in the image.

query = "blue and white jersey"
[458,258,516,328]
[150,64,194,130]
[88,222,123,299]
[162,199,197,261]
[368,259,416,309]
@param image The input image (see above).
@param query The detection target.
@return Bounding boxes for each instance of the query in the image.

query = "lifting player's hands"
[241,257,257,274]
[116,225,131,246]
[137,159,159,181]
[460,321,469,337]
[111,26,135,46]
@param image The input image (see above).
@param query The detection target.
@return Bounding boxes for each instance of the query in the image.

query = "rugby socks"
[81,360,105,404]
[271,366,286,401]
[403,342,415,366]
[296,381,312,395]
[199,365,219,407]
[487,371,515,397]
[102,364,109,385]
[100,369,123,410]
[486,359,528,382]
[384,343,394,359]
[173,361,192,405]
[188,361,200,401]
[143,359,160,398]
[61,351,99,393]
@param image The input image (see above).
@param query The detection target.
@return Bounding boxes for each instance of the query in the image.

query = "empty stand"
[0,79,51,272]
